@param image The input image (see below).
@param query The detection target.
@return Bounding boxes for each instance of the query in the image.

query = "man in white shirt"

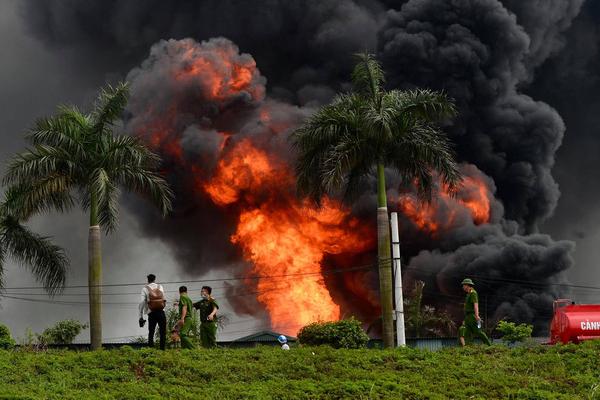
[139,274,167,350]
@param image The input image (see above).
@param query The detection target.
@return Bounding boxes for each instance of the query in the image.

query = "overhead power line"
[0,261,381,291]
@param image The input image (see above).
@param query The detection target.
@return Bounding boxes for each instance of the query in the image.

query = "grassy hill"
[0,341,599,399]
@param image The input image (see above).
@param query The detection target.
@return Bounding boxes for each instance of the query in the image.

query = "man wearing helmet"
[459,278,492,346]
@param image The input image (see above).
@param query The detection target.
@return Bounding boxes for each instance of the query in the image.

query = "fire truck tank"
[549,299,600,344]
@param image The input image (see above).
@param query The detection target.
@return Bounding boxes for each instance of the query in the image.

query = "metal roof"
[233,330,297,342]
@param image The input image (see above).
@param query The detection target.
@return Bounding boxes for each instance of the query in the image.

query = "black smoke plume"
[18,0,591,334]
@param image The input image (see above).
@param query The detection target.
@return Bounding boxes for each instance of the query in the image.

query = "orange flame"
[205,140,371,335]
[203,140,289,206]
[458,176,491,224]
[175,41,264,101]
[399,173,491,234]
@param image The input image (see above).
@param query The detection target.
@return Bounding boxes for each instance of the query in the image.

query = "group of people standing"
[139,274,490,349]
[138,274,219,350]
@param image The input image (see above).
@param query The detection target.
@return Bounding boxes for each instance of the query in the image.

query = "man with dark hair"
[459,278,492,346]
[194,285,219,348]
[177,286,195,349]
[139,274,166,350]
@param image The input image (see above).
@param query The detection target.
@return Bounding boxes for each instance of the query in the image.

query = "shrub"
[297,318,369,349]
[496,321,533,344]
[0,324,15,349]
[38,319,89,345]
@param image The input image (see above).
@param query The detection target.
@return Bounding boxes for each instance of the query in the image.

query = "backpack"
[146,285,165,311]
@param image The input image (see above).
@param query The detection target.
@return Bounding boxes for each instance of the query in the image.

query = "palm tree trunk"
[88,191,102,350]
[376,163,394,348]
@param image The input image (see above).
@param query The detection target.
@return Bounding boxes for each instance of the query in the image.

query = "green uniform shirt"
[194,298,219,322]
[464,289,478,314]
[179,294,194,320]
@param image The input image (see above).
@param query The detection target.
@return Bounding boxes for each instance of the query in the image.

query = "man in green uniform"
[194,286,219,348]
[177,286,196,349]
[459,278,492,346]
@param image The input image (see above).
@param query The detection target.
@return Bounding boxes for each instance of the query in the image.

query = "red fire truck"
[549,299,600,344]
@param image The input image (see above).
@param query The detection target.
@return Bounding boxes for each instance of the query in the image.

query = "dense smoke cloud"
[527,2,600,241]
[501,0,584,70]
[19,0,381,105]
[378,0,572,231]
[124,37,310,273]
[16,0,593,333]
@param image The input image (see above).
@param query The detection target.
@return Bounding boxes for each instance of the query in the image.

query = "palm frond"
[91,82,129,133]
[3,144,78,186]
[3,177,75,220]
[361,97,398,143]
[89,168,111,212]
[342,159,374,203]
[97,181,120,233]
[291,93,367,203]
[1,215,67,295]
[103,134,161,170]
[320,134,371,194]
[351,53,384,101]
[26,112,88,157]
[388,123,461,200]
[389,89,457,125]
[114,167,173,216]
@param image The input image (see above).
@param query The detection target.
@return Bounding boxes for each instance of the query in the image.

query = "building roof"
[233,330,297,342]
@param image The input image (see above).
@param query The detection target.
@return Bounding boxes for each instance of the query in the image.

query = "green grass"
[0,341,599,399]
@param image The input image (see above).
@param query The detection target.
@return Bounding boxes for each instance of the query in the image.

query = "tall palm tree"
[4,83,174,349]
[0,195,67,295]
[291,54,461,348]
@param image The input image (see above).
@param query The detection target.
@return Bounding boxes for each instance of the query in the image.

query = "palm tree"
[4,82,174,349]
[0,195,67,295]
[291,54,461,348]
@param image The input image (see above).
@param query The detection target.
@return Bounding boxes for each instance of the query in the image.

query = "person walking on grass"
[194,286,219,348]
[177,286,196,349]
[139,274,167,350]
[459,278,492,346]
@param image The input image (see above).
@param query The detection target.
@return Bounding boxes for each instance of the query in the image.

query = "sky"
[1,0,600,342]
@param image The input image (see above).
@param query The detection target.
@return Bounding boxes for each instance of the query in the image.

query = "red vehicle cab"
[549,299,600,344]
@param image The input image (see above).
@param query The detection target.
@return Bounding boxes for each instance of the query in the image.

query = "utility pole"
[390,212,406,347]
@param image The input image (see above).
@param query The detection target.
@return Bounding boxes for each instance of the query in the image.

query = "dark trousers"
[200,321,217,348]
[459,313,492,346]
[148,310,166,350]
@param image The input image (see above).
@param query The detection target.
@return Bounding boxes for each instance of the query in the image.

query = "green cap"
[461,278,474,286]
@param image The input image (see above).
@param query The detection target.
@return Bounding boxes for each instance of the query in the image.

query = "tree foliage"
[0,205,67,294]
[3,82,173,232]
[404,281,456,337]
[291,53,461,204]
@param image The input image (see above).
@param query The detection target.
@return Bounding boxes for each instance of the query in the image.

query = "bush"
[496,320,533,344]
[297,318,369,349]
[0,324,15,349]
[38,319,88,345]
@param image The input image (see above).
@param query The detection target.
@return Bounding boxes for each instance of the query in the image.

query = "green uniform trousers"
[179,317,196,349]
[459,313,492,345]
[200,321,217,348]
